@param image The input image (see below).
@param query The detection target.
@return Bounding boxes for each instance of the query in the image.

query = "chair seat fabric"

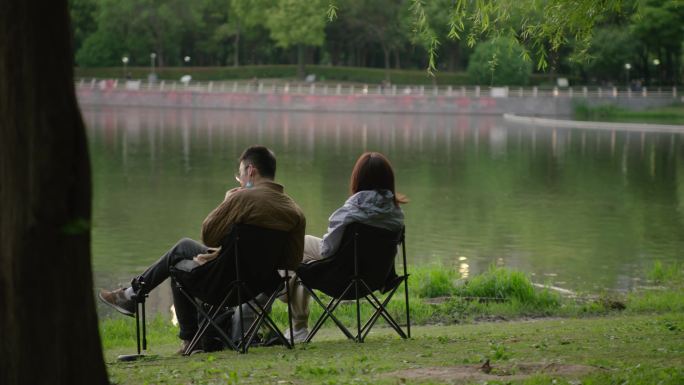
[170,224,286,306]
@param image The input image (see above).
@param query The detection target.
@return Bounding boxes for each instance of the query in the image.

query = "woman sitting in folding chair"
[282,152,408,343]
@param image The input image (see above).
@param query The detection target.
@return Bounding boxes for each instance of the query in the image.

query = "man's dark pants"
[131,238,206,340]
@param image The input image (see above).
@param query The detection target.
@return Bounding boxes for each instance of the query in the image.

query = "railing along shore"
[76,78,682,100]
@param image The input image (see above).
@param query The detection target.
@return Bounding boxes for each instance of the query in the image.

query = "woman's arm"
[320,203,361,257]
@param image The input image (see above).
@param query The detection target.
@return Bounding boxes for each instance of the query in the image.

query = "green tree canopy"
[467,37,532,86]
[76,0,201,67]
[265,0,327,49]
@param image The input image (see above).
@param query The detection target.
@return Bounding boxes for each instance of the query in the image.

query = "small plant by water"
[648,260,683,284]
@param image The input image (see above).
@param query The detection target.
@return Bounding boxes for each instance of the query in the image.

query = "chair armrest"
[175,259,200,272]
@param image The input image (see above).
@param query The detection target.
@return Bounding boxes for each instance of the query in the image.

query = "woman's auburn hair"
[349,152,408,206]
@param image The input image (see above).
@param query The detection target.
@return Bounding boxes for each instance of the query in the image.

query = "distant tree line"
[70,0,683,85]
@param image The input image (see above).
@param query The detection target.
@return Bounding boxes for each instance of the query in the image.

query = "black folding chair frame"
[301,227,411,343]
[173,230,295,355]
[117,283,149,362]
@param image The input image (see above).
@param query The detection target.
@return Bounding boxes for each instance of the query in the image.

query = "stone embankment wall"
[76,85,681,116]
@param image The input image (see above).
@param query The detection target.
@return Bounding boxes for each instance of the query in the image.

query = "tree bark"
[641,52,650,86]
[447,43,460,72]
[331,44,340,66]
[297,44,305,79]
[233,20,240,67]
[383,45,391,82]
[0,1,108,384]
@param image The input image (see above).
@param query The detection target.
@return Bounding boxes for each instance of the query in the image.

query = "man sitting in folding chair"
[170,223,295,354]
[98,145,306,354]
[282,152,408,343]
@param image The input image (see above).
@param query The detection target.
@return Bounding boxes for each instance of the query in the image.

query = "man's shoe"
[98,288,135,317]
[177,339,204,355]
[284,327,309,343]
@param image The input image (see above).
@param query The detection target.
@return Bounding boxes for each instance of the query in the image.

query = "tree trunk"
[297,44,305,79]
[394,49,401,69]
[157,46,165,68]
[666,52,674,85]
[383,45,391,82]
[331,44,340,66]
[0,1,108,384]
[447,43,460,72]
[233,21,240,67]
[672,50,681,85]
[641,52,650,86]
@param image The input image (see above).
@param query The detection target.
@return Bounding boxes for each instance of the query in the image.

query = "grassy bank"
[100,262,684,384]
[574,103,684,124]
[75,65,558,86]
[104,314,684,384]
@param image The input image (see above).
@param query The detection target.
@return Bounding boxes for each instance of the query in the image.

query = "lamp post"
[121,56,129,79]
[653,59,660,86]
[150,52,156,74]
[149,52,157,83]
[624,63,631,89]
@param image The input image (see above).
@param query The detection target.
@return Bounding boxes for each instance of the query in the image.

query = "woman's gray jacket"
[320,189,404,257]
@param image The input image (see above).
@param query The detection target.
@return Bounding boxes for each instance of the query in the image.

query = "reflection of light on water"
[171,305,178,326]
[497,257,505,267]
[458,256,469,278]
[459,263,469,278]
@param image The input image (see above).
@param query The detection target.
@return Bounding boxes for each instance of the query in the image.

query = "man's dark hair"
[239,145,276,179]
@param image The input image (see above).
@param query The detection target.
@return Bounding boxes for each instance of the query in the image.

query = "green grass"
[100,262,684,384]
[100,315,179,351]
[75,64,559,86]
[413,265,459,298]
[103,313,684,385]
[574,103,684,124]
[648,260,684,284]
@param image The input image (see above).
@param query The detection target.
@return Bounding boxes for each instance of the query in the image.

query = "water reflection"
[85,106,684,317]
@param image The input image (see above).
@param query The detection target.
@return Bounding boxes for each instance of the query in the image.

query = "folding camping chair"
[296,223,410,343]
[169,224,295,355]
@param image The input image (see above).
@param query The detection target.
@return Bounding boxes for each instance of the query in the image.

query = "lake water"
[85,106,684,316]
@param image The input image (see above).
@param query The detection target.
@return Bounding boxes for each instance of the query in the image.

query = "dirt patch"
[387,362,604,382]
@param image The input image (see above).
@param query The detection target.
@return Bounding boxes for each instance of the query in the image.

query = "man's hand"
[194,247,221,265]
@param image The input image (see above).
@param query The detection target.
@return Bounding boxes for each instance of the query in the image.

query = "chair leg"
[134,300,141,355]
[133,292,149,355]
[237,284,246,353]
[360,282,407,340]
[368,280,406,336]
[241,286,292,350]
[404,275,411,339]
[303,283,356,342]
[285,272,294,347]
[401,234,411,339]
[354,279,362,342]
[185,303,225,354]
[304,292,332,342]
[117,294,148,362]
[176,284,238,354]
[185,304,211,353]
[141,298,147,350]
